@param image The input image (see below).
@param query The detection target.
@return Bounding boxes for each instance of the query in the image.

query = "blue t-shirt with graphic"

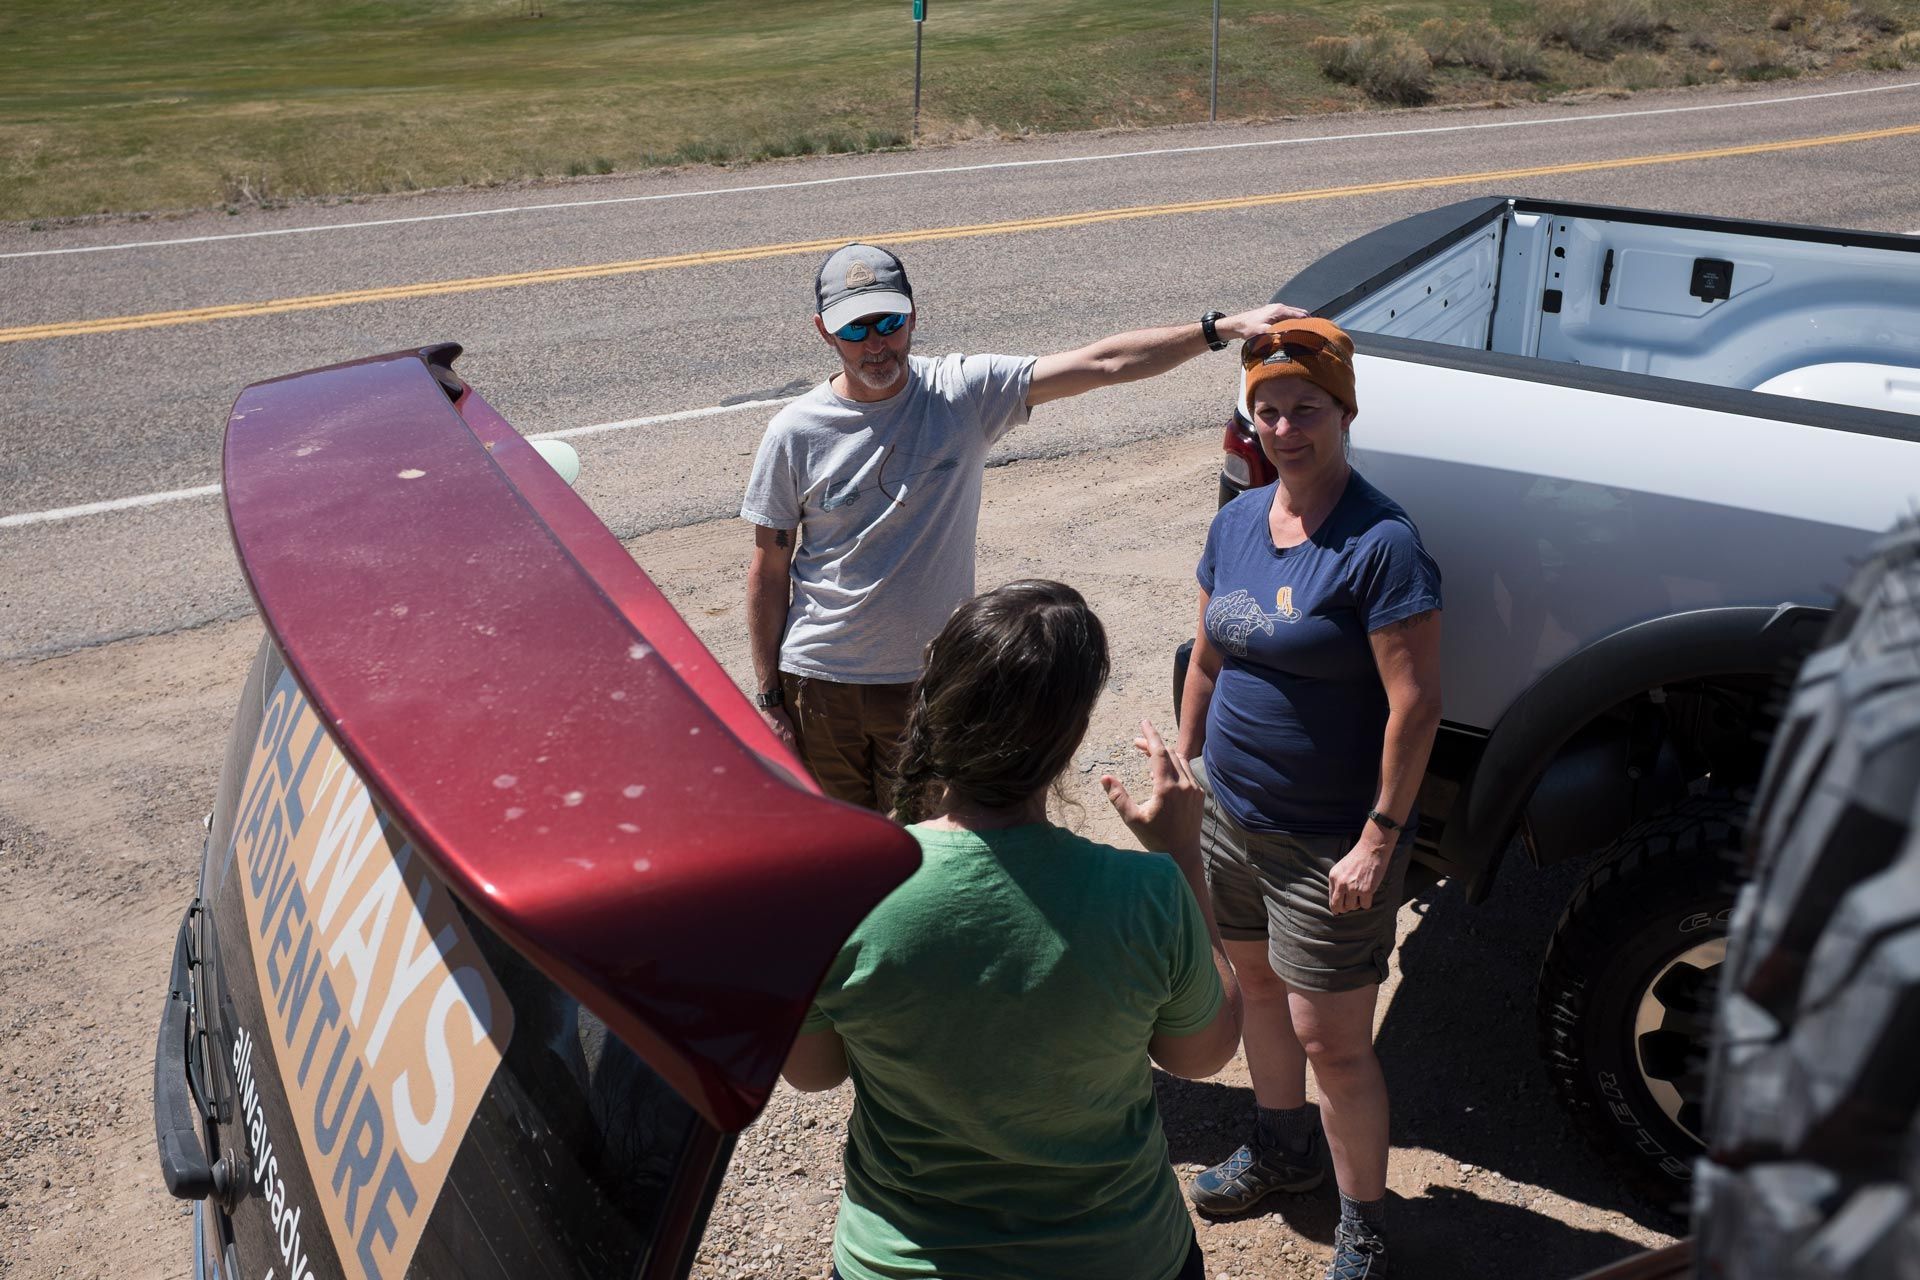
[1197,472,1441,836]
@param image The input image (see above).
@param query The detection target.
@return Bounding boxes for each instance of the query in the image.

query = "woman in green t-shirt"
[782,579,1244,1280]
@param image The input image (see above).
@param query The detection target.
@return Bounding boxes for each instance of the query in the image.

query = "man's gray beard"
[850,353,902,391]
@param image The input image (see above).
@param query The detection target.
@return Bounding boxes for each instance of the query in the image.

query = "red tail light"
[1221,416,1275,492]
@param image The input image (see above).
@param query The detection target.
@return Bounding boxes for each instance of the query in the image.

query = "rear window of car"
[213,649,717,1279]
[420,902,709,1278]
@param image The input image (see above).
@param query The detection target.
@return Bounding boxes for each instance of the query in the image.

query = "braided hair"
[891,580,1110,825]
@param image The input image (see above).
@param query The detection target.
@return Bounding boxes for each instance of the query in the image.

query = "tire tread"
[1538,791,1748,1212]
[1697,517,1920,1280]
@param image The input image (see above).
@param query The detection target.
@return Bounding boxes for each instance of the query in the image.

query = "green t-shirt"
[803,823,1223,1280]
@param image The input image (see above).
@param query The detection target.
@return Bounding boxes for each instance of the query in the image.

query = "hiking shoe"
[1324,1219,1389,1280]
[1188,1131,1324,1217]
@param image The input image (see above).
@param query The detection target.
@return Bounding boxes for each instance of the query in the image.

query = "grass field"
[0,0,1914,221]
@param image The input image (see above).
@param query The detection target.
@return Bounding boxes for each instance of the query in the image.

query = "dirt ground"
[0,431,1678,1278]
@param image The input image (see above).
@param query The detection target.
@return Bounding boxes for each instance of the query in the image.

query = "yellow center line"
[6,121,1918,346]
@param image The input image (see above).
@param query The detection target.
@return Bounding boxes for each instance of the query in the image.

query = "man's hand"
[761,703,797,747]
[747,522,797,732]
[1101,719,1204,862]
[1327,835,1393,914]
[1216,301,1311,344]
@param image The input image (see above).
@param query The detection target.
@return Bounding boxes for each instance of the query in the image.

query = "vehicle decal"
[229,669,515,1280]
[232,1023,318,1280]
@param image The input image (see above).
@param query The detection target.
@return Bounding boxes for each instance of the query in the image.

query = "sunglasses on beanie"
[1240,325,1344,368]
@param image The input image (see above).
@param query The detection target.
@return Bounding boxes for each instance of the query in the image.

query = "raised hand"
[1100,718,1204,860]
[1219,301,1312,342]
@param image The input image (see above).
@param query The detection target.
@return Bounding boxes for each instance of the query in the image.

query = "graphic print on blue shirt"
[1197,472,1442,836]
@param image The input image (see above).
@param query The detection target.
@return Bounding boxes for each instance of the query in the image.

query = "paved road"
[2,71,1918,659]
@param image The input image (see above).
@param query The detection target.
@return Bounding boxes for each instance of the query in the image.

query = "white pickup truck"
[1184,195,1920,1210]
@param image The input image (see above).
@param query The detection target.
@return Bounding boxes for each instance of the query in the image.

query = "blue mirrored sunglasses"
[832,312,909,342]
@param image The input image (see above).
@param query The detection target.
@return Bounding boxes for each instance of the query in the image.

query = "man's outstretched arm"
[747,521,798,745]
[1025,302,1307,407]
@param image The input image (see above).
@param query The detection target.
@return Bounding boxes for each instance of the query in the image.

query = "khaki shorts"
[780,673,914,814]
[1196,761,1412,994]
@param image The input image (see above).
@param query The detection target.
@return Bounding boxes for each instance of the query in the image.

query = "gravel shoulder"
[0,432,1677,1278]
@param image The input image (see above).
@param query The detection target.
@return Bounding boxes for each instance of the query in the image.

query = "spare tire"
[1694,517,1920,1277]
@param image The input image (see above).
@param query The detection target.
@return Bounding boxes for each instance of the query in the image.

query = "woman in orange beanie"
[1175,319,1443,1280]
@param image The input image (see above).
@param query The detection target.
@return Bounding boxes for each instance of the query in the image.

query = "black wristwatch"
[1200,310,1228,351]
[1366,808,1402,832]
[754,686,784,710]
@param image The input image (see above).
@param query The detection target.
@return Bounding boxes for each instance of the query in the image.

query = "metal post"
[913,19,924,141]
[1209,0,1220,122]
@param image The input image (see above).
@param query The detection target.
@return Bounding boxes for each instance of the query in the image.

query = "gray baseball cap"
[815,243,914,331]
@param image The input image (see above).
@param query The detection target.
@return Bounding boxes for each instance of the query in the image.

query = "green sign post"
[912,1,927,140]
[1210,0,1220,121]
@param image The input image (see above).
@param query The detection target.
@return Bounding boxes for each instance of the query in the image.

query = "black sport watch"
[1200,310,1228,351]
[754,686,784,710]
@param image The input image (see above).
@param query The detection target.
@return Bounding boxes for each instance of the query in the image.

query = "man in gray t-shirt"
[742,241,1301,811]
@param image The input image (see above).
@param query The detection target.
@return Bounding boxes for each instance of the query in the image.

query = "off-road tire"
[1694,518,1920,1278]
[1539,791,1749,1215]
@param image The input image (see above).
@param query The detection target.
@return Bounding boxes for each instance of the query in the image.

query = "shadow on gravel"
[1383,855,1679,1235]
[1389,1185,1653,1279]
[1153,847,1677,1276]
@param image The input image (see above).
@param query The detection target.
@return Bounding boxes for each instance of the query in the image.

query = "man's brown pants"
[780,673,915,814]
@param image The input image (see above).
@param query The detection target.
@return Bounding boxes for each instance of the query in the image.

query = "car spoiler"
[222,344,918,1132]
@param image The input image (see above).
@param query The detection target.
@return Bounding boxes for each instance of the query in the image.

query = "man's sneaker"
[1324,1219,1389,1280]
[1188,1130,1324,1217]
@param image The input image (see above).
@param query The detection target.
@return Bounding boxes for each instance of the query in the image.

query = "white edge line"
[0,396,798,529]
[527,394,796,441]
[5,79,1918,261]
[0,482,223,528]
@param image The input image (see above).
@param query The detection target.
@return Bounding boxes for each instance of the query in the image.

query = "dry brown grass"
[1717,34,1801,76]
[1605,50,1691,86]
[1865,27,1920,63]
[1852,0,1908,31]
[1533,0,1675,58]
[1304,0,1914,105]
[1418,16,1550,80]
[1768,0,1903,40]
[1308,14,1434,105]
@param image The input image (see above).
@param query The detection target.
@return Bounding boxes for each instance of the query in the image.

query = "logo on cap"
[846,262,876,288]
[1263,350,1294,365]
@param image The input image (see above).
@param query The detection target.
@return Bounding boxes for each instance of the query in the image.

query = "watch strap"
[1366,808,1401,832]
[754,686,784,709]
[1200,310,1228,351]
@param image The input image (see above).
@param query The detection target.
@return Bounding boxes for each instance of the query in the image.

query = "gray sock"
[1339,1192,1386,1232]
[1254,1104,1313,1156]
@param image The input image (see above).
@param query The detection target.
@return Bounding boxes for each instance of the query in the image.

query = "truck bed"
[1282,196,1920,418]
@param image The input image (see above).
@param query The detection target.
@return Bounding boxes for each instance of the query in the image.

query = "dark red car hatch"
[222,344,917,1132]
